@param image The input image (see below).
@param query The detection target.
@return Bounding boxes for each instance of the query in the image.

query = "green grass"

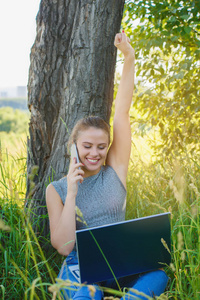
[126,141,200,299]
[0,134,199,299]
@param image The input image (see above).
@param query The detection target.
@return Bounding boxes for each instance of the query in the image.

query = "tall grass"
[0,133,200,299]
[126,139,200,299]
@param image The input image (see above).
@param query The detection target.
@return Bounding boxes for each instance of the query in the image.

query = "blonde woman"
[46,32,168,300]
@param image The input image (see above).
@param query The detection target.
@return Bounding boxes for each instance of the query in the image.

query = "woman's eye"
[98,146,105,150]
[84,145,91,149]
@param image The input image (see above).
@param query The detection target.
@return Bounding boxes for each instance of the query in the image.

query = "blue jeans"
[58,251,169,300]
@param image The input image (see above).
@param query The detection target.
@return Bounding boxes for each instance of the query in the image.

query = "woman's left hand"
[114,31,134,58]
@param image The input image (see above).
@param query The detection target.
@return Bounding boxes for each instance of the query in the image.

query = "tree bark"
[26,0,125,239]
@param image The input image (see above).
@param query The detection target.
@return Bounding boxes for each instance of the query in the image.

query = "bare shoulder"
[46,183,64,239]
[46,183,63,207]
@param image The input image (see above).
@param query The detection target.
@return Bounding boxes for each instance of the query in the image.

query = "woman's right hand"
[114,31,134,58]
[67,158,84,198]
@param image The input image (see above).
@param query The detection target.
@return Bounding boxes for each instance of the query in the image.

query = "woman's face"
[76,127,109,177]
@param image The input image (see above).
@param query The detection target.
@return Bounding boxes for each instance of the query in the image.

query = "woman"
[46,32,168,299]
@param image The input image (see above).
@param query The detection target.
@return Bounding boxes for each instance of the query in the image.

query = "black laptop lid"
[76,212,171,284]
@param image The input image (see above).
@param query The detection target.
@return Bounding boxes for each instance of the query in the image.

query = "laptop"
[75,212,171,284]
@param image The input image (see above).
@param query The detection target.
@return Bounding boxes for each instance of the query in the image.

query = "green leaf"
[180,15,190,21]
[196,41,200,47]
[184,26,192,34]
[168,16,177,23]
[171,36,179,42]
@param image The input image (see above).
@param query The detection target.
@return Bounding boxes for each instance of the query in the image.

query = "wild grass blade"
[0,285,5,300]
[26,217,57,283]
[89,230,121,292]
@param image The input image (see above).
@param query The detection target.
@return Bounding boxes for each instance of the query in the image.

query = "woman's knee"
[122,269,169,300]
[139,269,169,289]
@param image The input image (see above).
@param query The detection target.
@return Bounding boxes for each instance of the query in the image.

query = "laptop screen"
[76,212,171,284]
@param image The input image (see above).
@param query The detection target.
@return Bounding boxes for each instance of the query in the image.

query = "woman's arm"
[46,159,84,256]
[107,32,135,187]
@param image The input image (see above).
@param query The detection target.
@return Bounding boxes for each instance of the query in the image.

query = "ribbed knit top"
[51,165,126,230]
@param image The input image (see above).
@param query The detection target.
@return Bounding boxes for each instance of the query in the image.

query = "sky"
[0,0,41,88]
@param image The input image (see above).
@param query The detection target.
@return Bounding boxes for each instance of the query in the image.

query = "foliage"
[123,0,200,157]
[0,201,61,299]
[0,107,29,134]
[0,139,60,299]
[0,141,27,203]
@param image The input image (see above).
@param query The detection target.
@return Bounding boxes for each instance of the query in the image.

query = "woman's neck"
[83,166,102,178]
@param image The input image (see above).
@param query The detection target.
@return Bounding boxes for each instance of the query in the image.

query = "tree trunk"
[26,0,125,240]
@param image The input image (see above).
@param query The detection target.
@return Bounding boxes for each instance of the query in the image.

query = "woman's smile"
[86,158,100,164]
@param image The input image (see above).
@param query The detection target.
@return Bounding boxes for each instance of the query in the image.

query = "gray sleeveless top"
[51,165,126,230]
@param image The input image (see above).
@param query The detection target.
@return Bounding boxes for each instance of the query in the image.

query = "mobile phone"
[70,143,80,165]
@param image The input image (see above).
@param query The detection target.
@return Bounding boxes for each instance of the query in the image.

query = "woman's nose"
[90,147,98,156]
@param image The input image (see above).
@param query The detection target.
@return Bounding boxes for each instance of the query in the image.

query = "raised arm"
[107,32,135,187]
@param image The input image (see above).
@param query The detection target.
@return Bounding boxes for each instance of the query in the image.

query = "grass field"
[0,132,199,299]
